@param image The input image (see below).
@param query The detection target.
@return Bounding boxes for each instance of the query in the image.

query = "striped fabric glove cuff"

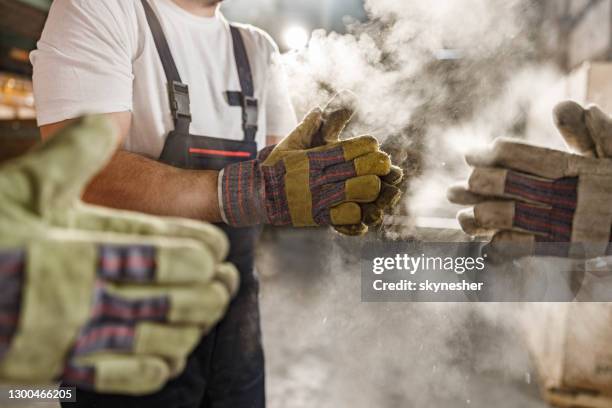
[218,145,276,225]
[63,245,167,391]
[219,160,268,227]
[505,171,579,242]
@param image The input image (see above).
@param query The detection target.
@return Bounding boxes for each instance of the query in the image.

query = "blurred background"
[1,0,611,158]
[0,0,367,160]
[3,1,612,407]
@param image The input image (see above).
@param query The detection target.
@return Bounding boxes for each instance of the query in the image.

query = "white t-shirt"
[31,0,297,159]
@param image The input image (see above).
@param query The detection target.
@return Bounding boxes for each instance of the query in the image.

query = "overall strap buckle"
[243,96,259,135]
[169,81,192,121]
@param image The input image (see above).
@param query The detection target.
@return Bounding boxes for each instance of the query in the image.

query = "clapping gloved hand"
[314,92,405,236]
[219,93,403,236]
[448,101,612,260]
[0,117,239,395]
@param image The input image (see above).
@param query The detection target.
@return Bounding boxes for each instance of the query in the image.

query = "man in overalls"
[32,0,401,407]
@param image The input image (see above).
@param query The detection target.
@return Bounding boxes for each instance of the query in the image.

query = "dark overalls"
[63,1,265,407]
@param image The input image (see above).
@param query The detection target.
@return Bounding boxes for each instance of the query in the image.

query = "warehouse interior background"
[2,0,612,407]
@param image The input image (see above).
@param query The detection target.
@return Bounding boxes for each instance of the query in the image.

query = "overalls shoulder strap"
[226,25,258,143]
[140,0,258,142]
[140,0,191,134]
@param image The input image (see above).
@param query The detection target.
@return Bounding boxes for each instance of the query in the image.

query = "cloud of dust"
[412,66,566,220]
[254,1,583,407]
[260,232,546,408]
[277,0,569,224]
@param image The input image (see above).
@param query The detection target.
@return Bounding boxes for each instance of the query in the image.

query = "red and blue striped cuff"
[504,171,580,242]
[98,245,157,282]
[63,245,170,390]
[221,160,268,226]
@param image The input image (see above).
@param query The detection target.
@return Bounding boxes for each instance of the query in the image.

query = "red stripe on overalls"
[189,148,252,158]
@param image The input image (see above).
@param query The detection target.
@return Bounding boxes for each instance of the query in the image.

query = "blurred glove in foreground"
[0,117,238,395]
[448,101,612,260]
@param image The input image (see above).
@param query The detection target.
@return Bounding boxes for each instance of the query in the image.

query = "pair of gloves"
[0,96,404,396]
[219,93,404,236]
[449,101,612,260]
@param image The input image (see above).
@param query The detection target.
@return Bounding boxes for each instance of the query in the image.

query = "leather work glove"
[448,101,612,259]
[219,95,396,232]
[313,92,404,236]
[0,116,239,395]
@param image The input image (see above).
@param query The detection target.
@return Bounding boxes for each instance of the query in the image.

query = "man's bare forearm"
[41,113,281,223]
[83,150,222,222]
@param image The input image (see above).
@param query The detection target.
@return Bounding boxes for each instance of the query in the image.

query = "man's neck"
[171,0,218,17]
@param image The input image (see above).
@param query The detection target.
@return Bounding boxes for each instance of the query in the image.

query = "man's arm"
[40,112,222,222]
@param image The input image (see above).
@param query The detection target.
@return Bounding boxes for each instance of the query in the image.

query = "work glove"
[219,95,396,232]
[313,92,404,236]
[448,101,612,259]
[0,116,239,395]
